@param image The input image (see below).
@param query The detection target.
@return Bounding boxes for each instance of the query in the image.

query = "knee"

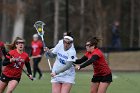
[33,64,38,69]
[6,87,15,93]
[6,90,13,93]
[90,89,97,93]
[52,90,59,93]
[0,90,3,93]
[33,66,37,69]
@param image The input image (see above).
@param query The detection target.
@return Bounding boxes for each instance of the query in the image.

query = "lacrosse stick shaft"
[16,62,33,81]
[40,35,52,71]
[47,59,52,70]
[21,68,33,81]
[40,35,45,46]
[40,36,52,70]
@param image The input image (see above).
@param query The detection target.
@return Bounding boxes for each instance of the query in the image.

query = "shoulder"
[0,41,4,46]
[67,49,76,55]
[57,39,63,46]
[8,49,17,56]
[9,49,16,54]
[58,39,63,43]
[38,40,42,43]
[92,48,103,57]
[95,48,102,53]
[84,51,91,57]
[67,50,77,60]
[23,52,29,57]
[38,40,43,45]
[54,40,63,49]
[22,52,30,62]
[31,41,34,43]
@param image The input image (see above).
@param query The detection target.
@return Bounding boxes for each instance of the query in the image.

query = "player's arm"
[2,57,11,66]
[25,62,32,75]
[1,46,7,58]
[55,61,73,75]
[46,50,56,58]
[2,53,12,66]
[79,55,99,69]
[74,55,88,64]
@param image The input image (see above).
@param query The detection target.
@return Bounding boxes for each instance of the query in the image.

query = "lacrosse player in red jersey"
[75,37,112,93]
[0,37,33,93]
[31,34,43,80]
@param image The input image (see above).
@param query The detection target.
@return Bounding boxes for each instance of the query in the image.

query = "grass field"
[12,71,140,93]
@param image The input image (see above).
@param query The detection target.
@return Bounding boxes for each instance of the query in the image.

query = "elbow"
[3,62,8,66]
[2,60,10,66]
[46,52,55,58]
[3,64,6,66]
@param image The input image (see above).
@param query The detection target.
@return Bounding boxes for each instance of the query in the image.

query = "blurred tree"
[12,0,26,41]
[1,0,16,42]
[130,0,134,48]
[79,0,85,46]
[54,0,59,45]
[94,0,108,47]
[1,0,8,42]
[0,0,33,42]
[136,0,140,47]
[115,0,122,21]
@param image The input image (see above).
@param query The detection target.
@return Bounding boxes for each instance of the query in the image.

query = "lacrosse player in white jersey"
[44,35,76,93]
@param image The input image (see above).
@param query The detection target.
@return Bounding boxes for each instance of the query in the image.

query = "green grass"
[13,72,140,93]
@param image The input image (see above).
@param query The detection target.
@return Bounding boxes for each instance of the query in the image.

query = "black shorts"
[91,73,112,83]
[0,74,21,83]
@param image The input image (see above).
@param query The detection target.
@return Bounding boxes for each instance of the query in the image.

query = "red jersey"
[0,41,4,58]
[31,40,43,56]
[85,48,111,76]
[3,49,30,78]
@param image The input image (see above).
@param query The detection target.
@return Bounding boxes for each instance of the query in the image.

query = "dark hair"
[67,32,74,38]
[86,37,100,48]
[6,37,24,50]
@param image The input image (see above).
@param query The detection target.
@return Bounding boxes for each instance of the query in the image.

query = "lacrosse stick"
[18,64,33,81]
[34,21,52,71]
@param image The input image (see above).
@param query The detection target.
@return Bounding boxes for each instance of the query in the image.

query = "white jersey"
[52,41,76,77]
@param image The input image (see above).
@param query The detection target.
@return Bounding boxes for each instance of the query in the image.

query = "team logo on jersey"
[71,56,74,59]
[58,53,68,59]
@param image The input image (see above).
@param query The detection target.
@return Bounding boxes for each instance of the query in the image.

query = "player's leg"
[90,82,100,93]
[33,58,37,79]
[35,57,42,79]
[0,80,7,93]
[61,83,72,93]
[97,73,112,93]
[90,75,100,93]
[6,80,19,93]
[97,82,110,93]
[52,83,62,93]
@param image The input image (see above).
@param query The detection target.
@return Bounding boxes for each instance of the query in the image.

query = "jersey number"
[59,58,66,65]
[13,62,21,68]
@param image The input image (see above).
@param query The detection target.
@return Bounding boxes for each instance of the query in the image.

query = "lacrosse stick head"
[34,21,45,36]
